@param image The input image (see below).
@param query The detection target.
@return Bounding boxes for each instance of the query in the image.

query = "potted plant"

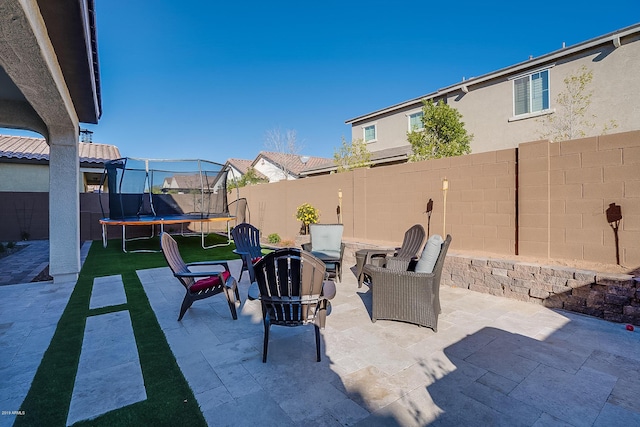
[295,203,319,235]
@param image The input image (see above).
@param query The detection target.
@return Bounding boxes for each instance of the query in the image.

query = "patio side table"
[355,249,390,288]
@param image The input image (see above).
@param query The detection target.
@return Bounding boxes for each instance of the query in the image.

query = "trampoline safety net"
[100,158,231,220]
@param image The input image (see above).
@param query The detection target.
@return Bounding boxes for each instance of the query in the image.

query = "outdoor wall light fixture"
[426,198,433,236]
[337,189,343,224]
[606,203,622,265]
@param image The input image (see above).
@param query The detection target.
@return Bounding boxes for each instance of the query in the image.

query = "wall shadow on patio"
[340,261,639,424]
[338,280,639,424]
[421,324,640,425]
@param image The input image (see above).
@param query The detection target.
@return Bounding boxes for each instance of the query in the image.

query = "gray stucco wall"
[351,34,640,155]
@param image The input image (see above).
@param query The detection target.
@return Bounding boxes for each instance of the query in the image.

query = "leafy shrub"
[6,241,15,249]
[0,243,5,253]
[267,233,281,244]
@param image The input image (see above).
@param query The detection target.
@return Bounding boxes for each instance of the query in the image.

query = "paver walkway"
[0,280,74,427]
[0,240,50,286]
[67,310,146,425]
[67,275,146,426]
[0,241,89,427]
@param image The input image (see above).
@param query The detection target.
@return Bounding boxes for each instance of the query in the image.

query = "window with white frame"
[363,124,377,142]
[408,112,423,131]
[513,69,549,116]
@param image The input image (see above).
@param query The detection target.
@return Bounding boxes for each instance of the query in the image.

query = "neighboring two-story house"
[345,24,640,161]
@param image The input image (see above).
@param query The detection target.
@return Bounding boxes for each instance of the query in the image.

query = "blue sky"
[4,2,639,161]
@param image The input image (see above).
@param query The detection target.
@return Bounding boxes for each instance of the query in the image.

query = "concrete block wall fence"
[518,131,640,266]
[241,130,640,267]
[1,130,637,266]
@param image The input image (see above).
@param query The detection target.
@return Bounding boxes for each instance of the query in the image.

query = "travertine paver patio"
[138,261,640,426]
[1,248,640,426]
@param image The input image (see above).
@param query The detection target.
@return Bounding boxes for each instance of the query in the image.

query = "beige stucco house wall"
[348,24,640,156]
[253,155,296,182]
[0,164,108,192]
[0,135,120,192]
[0,163,49,192]
[251,152,331,183]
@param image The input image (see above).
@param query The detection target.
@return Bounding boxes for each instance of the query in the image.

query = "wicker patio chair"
[250,248,336,362]
[363,234,451,331]
[302,223,345,282]
[358,224,426,287]
[231,222,263,283]
[161,232,240,321]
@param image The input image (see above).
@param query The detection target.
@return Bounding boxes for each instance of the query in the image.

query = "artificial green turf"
[15,234,239,427]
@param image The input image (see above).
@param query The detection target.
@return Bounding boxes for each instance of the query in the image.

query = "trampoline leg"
[102,223,108,248]
[200,218,234,249]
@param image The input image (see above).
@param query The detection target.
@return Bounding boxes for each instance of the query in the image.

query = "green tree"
[538,66,618,141]
[407,100,472,161]
[333,137,371,172]
[227,167,267,192]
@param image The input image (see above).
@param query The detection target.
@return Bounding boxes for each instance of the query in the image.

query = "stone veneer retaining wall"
[441,253,640,326]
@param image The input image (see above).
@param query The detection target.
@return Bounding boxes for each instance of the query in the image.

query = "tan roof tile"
[227,158,254,174]
[226,158,268,180]
[0,134,120,163]
[256,151,332,176]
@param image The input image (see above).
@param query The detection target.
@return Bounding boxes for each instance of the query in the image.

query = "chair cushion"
[310,250,341,261]
[415,234,444,273]
[191,270,231,292]
[310,225,343,252]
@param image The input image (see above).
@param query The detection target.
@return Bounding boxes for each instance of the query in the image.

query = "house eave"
[36,0,102,123]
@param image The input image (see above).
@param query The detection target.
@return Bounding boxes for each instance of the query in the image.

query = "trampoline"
[99,158,239,252]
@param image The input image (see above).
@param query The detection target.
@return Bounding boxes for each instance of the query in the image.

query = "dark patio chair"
[302,223,345,282]
[250,248,336,362]
[231,222,263,283]
[383,224,427,270]
[357,224,426,287]
[161,232,240,321]
[363,234,451,331]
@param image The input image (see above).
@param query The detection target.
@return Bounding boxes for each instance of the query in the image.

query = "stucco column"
[48,128,81,284]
